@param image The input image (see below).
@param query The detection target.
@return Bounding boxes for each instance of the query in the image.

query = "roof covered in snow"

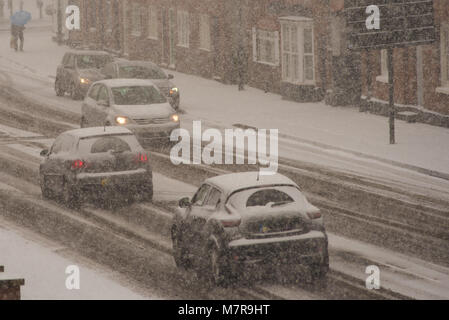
[67,50,112,56]
[63,127,133,139]
[95,79,157,87]
[205,172,297,194]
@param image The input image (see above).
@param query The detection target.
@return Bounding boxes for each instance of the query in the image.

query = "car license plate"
[101,178,109,187]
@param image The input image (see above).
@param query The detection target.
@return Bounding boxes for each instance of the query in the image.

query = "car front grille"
[133,117,169,125]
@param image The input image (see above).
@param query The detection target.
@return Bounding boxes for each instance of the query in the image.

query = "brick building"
[357,0,449,126]
[72,0,360,103]
[72,0,449,125]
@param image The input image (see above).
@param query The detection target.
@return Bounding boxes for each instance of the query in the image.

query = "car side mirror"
[98,100,110,107]
[40,149,49,157]
[179,197,191,208]
[168,74,174,80]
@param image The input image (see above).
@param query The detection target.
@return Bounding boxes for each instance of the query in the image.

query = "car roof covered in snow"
[113,60,160,69]
[67,50,112,56]
[205,172,298,195]
[63,127,133,139]
[95,79,157,87]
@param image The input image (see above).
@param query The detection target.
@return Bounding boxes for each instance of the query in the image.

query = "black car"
[171,172,329,286]
[55,50,114,100]
[100,60,180,110]
[39,127,153,207]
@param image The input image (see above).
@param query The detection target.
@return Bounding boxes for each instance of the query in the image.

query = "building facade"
[358,0,449,126]
[73,0,449,126]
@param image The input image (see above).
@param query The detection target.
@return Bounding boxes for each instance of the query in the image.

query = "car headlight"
[80,78,90,84]
[115,116,129,125]
[171,114,179,123]
[169,87,179,95]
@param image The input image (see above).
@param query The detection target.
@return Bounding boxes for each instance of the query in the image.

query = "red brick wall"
[361,0,449,115]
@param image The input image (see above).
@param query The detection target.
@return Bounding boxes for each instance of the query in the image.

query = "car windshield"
[227,186,309,212]
[111,86,167,105]
[77,134,142,154]
[77,55,112,69]
[119,66,167,79]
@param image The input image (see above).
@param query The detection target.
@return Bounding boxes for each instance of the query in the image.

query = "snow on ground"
[0,217,157,300]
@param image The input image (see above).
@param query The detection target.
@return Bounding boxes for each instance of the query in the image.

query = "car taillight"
[71,160,85,170]
[221,219,241,228]
[307,211,322,219]
[136,153,148,163]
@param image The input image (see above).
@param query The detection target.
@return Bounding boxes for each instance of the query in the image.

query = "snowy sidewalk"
[0,217,153,300]
[0,27,448,179]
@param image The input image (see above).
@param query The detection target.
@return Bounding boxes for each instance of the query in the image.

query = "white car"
[81,79,180,146]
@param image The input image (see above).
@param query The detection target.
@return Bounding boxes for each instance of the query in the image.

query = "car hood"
[113,102,175,119]
[78,69,104,81]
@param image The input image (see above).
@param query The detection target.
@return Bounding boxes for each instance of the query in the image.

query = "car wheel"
[311,257,329,282]
[171,227,190,269]
[40,178,52,200]
[69,82,81,100]
[55,78,65,96]
[140,186,153,202]
[207,245,229,287]
[61,181,80,209]
[80,116,87,128]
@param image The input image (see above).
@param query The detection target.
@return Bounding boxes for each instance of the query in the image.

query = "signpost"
[345,0,436,144]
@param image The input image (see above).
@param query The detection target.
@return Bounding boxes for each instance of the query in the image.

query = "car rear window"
[119,66,167,79]
[77,134,142,154]
[111,86,167,105]
[227,186,309,212]
[77,54,113,69]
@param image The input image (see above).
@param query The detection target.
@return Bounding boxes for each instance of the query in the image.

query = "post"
[387,47,395,144]
[56,0,62,44]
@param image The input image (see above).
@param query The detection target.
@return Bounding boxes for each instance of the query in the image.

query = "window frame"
[131,2,143,37]
[280,18,315,85]
[252,28,279,66]
[440,23,449,88]
[177,10,190,48]
[147,5,158,40]
[199,14,211,51]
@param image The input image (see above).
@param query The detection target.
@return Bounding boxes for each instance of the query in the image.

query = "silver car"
[171,172,329,286]
[39,127,153,208]
[80,79,180,146]
[100,60,180,110]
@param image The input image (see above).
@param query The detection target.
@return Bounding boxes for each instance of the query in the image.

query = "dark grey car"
[171,172,329,286]
[100,60,180,110]
[55,50,114,100]
[39,127,153,208]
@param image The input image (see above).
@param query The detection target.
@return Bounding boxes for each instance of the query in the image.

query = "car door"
[95,85,112,126]
[56,53,69,86]
[183,184,212,258]
[82,83,101,126]
[62,54,76,90]
[41,135,72,194]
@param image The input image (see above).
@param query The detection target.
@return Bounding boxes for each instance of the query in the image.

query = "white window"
[252,28,279,66]
[199,14,211,51]
[131,3,142,36]
[375,49,389,83]
[177,10,190,47]
[106,0,114,32]
[440,24,449,87]
[280,18,315,84]
[148,6,158,39]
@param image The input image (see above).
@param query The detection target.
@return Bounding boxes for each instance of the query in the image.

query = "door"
[94,85,111,125]
[62,54,76,90]
[184,184,212,258]
[168,8,176,68]
[41,135,73,195]
[83,83,101,125]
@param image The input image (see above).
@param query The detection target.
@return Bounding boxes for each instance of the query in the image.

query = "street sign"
[345,0,436,50]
